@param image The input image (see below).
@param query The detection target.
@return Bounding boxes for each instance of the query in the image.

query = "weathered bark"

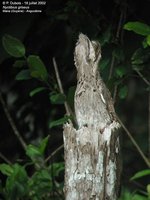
[63,33,121,200]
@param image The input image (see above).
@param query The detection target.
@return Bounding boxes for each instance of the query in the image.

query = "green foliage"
[28,169,52,199]
[115,66,127,78]
[25,136,50,168]
[49,115,71,128]
[27,55,48,81]
[99,26,112,46]
[119,188,149,200]
[13,60,26,68]
[124,21,150,48]
[50,92,66,104]
[15,69,31,80]
[131,48,150,70]
[29,87,46,97]
[119,189,132,200]
[0,164,28,200]
[2,34,26,58]
[147,185,150,199]
[99,58,110,71]
[2,36,48,82]
[38,136,50,154]
[146,35,150,46]
[132,194,148,200]
[0,162,64,200]
[1,33,74,131]
[124,22,150,36]
[130,169,150,180]
[121,20,150,200]
[26,144,43,162]
[127,169,150,200]
[119,85,128,99]
[112,47,125,62]
[0,136,64,200]
[0,164,13,176]
[49,162,64,177]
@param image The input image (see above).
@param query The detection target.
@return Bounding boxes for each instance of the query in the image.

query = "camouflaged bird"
[74,33,117,130]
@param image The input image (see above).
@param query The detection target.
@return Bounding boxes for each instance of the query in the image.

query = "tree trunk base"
[63,121,121,200]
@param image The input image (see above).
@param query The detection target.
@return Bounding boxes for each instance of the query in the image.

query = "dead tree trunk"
[63,33,121,200]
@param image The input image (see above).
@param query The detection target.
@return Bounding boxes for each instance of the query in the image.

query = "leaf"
[0,164,13,176]
[29,87,46,97]
[49,162,64,177]
[115,66,127,78]
[50,93,66,104]
[2,34,25,57]
[39,135,50,154]
[146,86,150,92]
[119,86,128,99]
[99,26,112,46]
[123,21,150,36]
[130,169,150,180]
[147,184,150,197]
[132,64,145,71]
[131,49,145,65]
[11,164,27,181]
[146,35,150,46]
[13,60,26,68]
[132,194,148,200]
[27,55,48,81]
[5,164,28,199]
[142,38,149,48]
[112,47,125,62]
[119,188,132,200]
[15,69,31,80]
[49,116,71,128]
[99,58,110,70]
[131,48,150,70]
[26,144,42,160]
[28,169,52,197]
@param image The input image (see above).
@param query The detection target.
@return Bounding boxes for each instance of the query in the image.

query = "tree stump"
[63,33,121,200]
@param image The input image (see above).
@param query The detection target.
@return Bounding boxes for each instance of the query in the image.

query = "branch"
[52,57,75,122]
[117,116,150,168]
[134,70,150,158]
[113,84,118,103]
[135,70,150,86]
[116,9,125,41]
[108,55,115,80]
[108,10,125,80]
[107,8,150,166]
[0,92,27,150]
[0,152,12,165]
[45,144,63,163]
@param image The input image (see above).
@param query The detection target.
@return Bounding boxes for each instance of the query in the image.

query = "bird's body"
[74,33,117,129]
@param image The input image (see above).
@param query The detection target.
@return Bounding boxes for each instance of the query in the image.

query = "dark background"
[0,0,150,198]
